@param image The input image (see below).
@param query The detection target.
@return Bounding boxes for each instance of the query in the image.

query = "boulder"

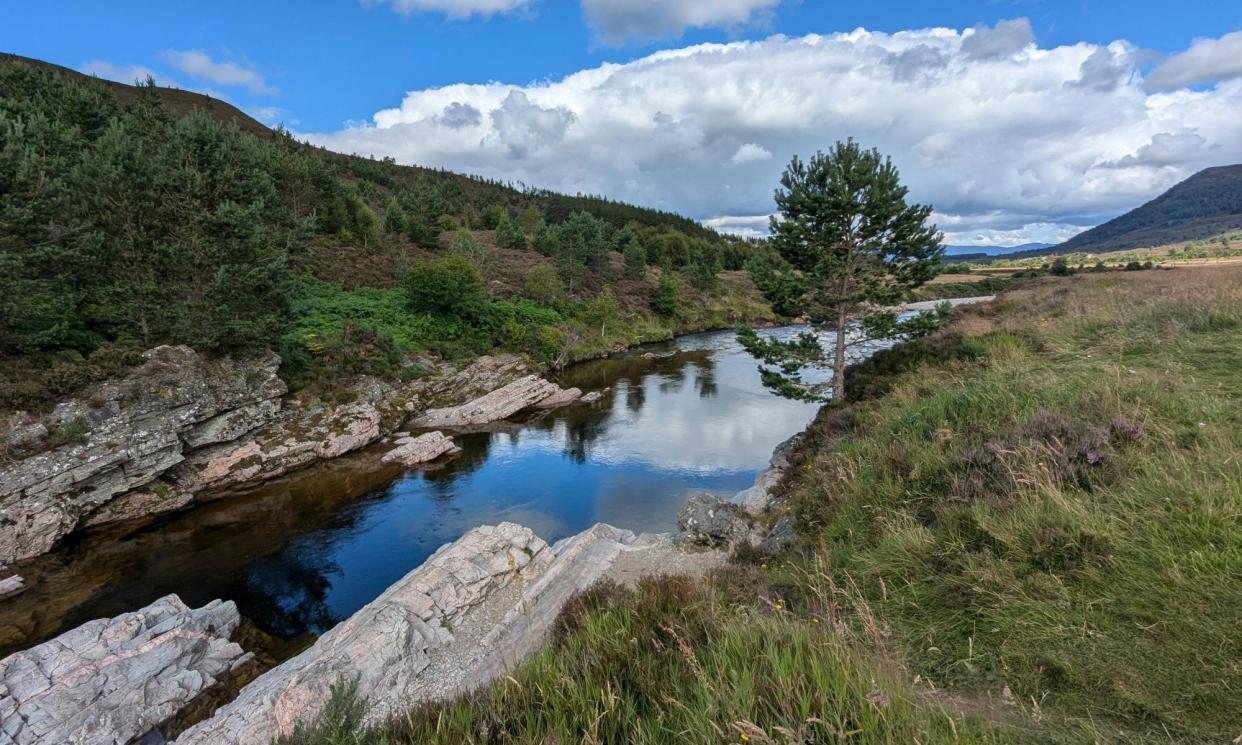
[759,513,797,554]
[580,391,604,404]
[677,492,752,547]
[0,595,246,745]
[0,576,24,602]
[381,432,460,466]
[409,375,560,428]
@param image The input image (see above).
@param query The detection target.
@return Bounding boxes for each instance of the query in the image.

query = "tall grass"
[289,570,1006,744]
[289,267,1242,743]
[787,268,1242,742]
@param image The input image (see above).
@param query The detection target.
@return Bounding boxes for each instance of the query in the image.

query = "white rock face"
[175,523,553,744]
[382,431,460,466]
[0,595,246,745]
[409,375,560,428]
[176,522,721,744]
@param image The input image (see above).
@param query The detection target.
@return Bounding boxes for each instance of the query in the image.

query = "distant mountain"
[944,243,1054,257]
[1046,165,1242,255]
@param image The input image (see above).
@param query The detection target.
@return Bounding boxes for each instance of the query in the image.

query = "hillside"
[1043,165,1242,254]
[0,54,773,414]
[944,242,1052,258]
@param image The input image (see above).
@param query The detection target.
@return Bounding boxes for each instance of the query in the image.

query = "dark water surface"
[0,328,823,654]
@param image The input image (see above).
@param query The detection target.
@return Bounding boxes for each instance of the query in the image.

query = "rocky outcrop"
[0,596,246,745]
[676,492,753,548]
[167,382,389,497]
[730,432,802,515]
[175,523,553,744]
[0,346,285,564]
[0,351,544,563]
[409,374,561,429]
[533,386,582,409]
[176,522,724,744]
[382,432,460,466]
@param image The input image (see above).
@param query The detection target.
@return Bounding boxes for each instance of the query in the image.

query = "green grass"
[786,269,1242,742]
[912,276,1028,302]
[288,268,1241,743]
[288,572,1007,745]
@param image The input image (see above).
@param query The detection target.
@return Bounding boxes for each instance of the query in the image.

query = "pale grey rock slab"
[0,595,244,745]
[533,386,582,409]
[381,432,460,466]
[409,375,560,429]
[174,523,551,745]
[175,521,723,744]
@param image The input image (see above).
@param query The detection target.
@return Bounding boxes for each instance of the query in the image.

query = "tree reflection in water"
[0,328,821,655]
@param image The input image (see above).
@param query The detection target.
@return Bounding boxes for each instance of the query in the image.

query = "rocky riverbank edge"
[0,422,801,744]
[0,315,789,572]
[0,345,607,571]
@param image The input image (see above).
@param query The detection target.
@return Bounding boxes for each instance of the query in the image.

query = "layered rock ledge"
[0,348,595,563]
[0,596,246,745]
[175,522,718,744]
[409,375,574,429]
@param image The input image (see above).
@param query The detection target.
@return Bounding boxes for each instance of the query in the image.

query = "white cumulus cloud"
[160,50,275,94]
[582,0,783,44]
[303,20,1242,244]
[731,142,772,164]
[80,61,178,87]
[1146,30,1242,90]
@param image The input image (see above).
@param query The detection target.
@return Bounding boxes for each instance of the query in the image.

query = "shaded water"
[0,327,827,655]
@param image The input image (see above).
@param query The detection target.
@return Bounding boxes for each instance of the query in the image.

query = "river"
[0,326,872,655]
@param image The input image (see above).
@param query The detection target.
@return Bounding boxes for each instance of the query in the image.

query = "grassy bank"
[292,267,1240,743]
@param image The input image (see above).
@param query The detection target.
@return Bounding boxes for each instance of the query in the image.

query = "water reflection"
[0,328,821,655]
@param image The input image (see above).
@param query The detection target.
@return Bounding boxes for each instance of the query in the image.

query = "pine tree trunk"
[832,306,847,401]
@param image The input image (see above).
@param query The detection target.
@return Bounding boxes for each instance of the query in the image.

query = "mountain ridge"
[1040,165,1242,255]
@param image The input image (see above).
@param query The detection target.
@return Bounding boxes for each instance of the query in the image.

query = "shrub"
[623,242,647,280]
[495,210,527,250]
[521,264,565,306]
[404,255,488,320]
[652,272,679,317]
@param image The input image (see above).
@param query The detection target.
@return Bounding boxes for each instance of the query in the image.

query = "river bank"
[0,324,825,658]
[0,297,999,743]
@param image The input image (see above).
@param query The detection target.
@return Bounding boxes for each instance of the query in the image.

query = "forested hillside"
[1044,164,1242,254]
[0,57,772,411]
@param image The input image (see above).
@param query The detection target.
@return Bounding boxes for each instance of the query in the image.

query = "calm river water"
[0,327,835,655]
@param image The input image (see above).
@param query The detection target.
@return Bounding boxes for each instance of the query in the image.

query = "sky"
[4,1,1242,245]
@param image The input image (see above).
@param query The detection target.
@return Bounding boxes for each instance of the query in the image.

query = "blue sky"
[4,1,1242,243]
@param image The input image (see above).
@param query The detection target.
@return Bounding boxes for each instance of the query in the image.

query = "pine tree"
[382,197,406,234]
[738,140,945,402]
[651,272,679,318]
[495,210,527,250]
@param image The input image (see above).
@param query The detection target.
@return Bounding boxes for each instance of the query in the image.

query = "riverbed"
[1,327,859,654]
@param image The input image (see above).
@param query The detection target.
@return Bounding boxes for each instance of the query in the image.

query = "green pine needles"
[739,140,946,402]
